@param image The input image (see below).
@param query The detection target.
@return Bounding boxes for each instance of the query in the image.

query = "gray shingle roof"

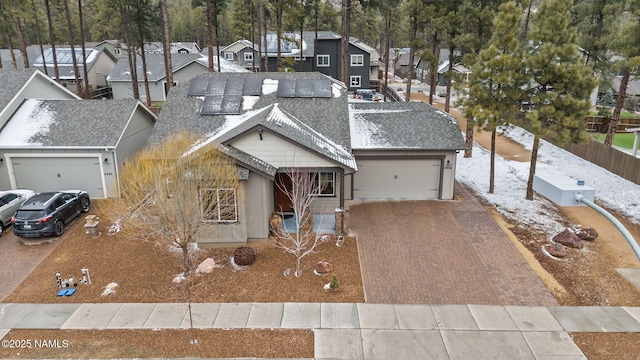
[219,145,278,179]
[108,53,202,82]
[152,72,354,170]
[0,98,152,147]
[349,102,466,151]
[0,69,38,115]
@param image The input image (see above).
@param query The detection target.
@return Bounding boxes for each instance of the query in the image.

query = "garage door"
[11,157,104,198]
[353,159,441,200]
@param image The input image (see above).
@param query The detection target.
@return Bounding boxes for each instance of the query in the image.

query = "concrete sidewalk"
[3,303,640,359]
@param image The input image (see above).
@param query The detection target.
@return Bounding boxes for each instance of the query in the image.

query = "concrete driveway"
[348,183,558,306]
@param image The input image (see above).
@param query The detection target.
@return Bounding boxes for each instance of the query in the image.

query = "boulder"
[197,258,216,274]
[574,226,598,241]
[315,261,333,274]
[234,246,256,266]
[544,243,568,258]
[552,229,583,249]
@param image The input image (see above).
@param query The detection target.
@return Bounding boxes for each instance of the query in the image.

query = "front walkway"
[349,183,557,305]
[4,302,640,359]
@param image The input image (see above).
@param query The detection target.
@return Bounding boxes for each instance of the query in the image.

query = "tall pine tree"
[522,0,597,200]
[461,1,526,193]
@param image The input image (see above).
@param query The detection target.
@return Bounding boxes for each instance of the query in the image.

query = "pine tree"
[522,0,598,200]
[461,1,526,194]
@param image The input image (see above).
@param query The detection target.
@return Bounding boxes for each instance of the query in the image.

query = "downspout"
[575,193,640,261]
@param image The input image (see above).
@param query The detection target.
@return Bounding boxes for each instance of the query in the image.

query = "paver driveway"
[0,231,64,302]
[348,183,558,306]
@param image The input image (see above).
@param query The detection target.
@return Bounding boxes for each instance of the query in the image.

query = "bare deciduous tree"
[272,167,328,277]
[108,132,240,278]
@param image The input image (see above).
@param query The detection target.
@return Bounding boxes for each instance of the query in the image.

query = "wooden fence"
[585,116,640,133]
[563,139,640,185]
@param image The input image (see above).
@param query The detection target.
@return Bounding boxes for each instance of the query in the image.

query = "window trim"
[350,54,364,66]
[223,52,234,61]
[200,188,238,223]
[243,52,253,61]
[350,76,362,88]
[316,172,336,197]
[317,54,330,67]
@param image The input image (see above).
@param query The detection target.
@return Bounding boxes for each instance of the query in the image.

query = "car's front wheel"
[0,223,4,237]
[54,220,64,237]
[81,198,90,213]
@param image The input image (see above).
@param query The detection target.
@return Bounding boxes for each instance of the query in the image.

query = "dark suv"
[12,190,90,237]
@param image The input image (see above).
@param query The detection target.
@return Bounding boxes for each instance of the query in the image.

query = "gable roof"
[220,39,259,54]
[0,98,155,147]
[349,102,466,151]
[0,69,42,114]
[108,53,248,82]
[152,72,353,169]
[32,47,112,79]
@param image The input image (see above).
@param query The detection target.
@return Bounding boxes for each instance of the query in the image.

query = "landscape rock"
[552,229,583,249]
[197,258,216,274]
[172,274,186,283]
[573,226,599,241]
[544,243,568,258]
[234,246,256,266]
[314,261,333,274]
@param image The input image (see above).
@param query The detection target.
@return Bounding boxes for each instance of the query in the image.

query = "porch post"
[339,168,345,209]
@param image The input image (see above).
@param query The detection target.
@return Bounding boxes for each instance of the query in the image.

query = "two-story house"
[220,32,380,91]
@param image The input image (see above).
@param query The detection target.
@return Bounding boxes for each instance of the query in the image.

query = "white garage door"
[354,159,441,199]
[11,157,105,198]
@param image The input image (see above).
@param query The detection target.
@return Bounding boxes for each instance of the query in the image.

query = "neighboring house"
[0,49,26,69]
[415,48,455,83]
[0,69,157,198]
[171,42,201,54]
[609,76,640,101]
[391,48,412,79]
[32,47,118,94]
[92,40,127,58]
[435,60,472,86]
[231,31,379,91]
[219,39,260,71]
[108,52,249,103]
[151,72,465,246]
[141,41,201,54]
[313,31,379,91]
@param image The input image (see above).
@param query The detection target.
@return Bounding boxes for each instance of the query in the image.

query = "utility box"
[533,174,595,206]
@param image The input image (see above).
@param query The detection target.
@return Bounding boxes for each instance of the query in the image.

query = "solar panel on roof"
[219,95,243,114]
[313,79,332,98]
[201,95,223,114]
[277,79,296,98]
[243,78,262,95]
[187,78,209,97]
[206,78,227,95]
[295,79,314,97]
[225,78,245,95]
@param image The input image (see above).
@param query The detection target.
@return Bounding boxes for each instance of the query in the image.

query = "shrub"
[233,246,256,266]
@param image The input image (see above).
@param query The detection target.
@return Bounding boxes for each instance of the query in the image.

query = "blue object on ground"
[65,288,76,296]
[56,289,68,297]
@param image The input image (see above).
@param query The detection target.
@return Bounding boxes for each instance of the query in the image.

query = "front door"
[274,173,293,213]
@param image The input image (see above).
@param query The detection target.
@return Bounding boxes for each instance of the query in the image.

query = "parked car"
[355,88,374,100]
[0,189,35,236]
[12,190,90,238]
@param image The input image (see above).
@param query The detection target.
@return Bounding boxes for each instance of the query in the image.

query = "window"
[317,55,330,67]
[67,79,77,85]
[350,54,364,66]
[224,52,234,61]
[201,188,238,222]
[316,172,335,197]
[350,76,361,88]
[244,52,253,61]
